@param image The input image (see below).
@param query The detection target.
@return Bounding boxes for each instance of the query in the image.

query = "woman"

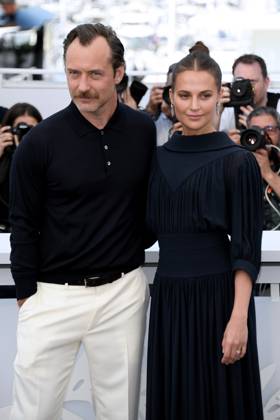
[146,52,264,419]
[0,102,42,231]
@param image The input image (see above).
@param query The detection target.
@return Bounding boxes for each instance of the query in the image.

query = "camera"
[129,79,148,105]
[116,74,148,106]
[162,85,171,106]
[223,78,254,108]
[11,122,33,141]
[240,126,269,151]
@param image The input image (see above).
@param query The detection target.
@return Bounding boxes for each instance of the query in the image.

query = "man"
[219,54,280,140]
[246,106,280,230]
[9,23,156,420]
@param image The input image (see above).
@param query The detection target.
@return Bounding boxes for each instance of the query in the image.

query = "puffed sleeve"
[226,150,263,282]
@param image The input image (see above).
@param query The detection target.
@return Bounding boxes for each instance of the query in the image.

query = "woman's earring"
[216,102,221,115]
[171,103,175,118]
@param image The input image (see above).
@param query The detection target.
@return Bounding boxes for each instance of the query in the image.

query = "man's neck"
[257,93,268,108]
[81,97,118,130]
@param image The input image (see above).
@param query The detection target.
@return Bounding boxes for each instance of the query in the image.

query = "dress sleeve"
[226,150,263,283]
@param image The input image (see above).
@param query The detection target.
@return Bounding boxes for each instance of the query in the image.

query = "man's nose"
[78,74,90,92]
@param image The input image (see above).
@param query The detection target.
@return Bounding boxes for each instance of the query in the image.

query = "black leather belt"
[39,266,139,287]
[83,273,123,287]
[75,268,134,287]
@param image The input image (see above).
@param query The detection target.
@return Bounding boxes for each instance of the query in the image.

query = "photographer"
[0,102,42,231]
[145,61,193,145]
[219,54,280,140]
[244,106,280,230]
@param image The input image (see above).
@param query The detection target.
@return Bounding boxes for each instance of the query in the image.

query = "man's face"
[248,114,280,147]
[233,62,270,107]
[65,36,124,121]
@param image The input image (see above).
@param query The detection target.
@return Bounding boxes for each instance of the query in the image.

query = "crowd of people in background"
[0,103,42,231]
[0,46,280,233]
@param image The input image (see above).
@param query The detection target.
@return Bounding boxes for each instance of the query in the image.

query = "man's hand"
[169,121,183,137]
[237,105,254,128]
[254,148,275,180]
[227,129,241,144]
[145,86,163,116]
[0,125,14,158]
[219,84,231,108]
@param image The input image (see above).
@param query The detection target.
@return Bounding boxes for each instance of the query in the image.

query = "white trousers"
[10,267,149,420]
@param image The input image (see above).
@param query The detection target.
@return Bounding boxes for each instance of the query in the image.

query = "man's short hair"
[247,106,280,127]
[63,23,125,73]
[232,54,268,79]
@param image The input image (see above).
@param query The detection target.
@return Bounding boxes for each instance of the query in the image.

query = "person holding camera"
[219,54,280,140]
[244,107,280,230]
[0,102,42,231]
[144,63,178,145]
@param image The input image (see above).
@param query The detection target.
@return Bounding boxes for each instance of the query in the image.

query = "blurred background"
[0,0,280,117]
[0,0,280,79]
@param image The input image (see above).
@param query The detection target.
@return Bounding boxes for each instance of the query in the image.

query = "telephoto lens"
[240,126,268,151]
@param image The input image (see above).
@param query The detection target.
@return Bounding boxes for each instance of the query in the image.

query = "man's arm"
[9,132,44,300]
[254,148,280,198]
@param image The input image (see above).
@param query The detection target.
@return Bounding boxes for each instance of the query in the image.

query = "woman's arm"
[221,270,252,365]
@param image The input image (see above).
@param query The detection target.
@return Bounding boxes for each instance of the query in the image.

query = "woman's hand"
[0,125,14,158]
[221,314,248,365]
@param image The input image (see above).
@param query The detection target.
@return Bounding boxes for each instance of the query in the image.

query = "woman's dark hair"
[63,23,125,73]
[2,102,42,127]
[171,51,222,90]
[189,41,210,55]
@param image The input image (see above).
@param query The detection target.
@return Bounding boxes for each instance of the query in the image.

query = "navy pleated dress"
[146,132,264,420]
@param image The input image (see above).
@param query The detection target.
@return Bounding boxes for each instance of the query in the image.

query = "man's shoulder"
[267,91,280,109]
[38,104,72,130]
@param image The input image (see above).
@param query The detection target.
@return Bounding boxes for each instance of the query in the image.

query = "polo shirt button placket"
[100,129,111,169]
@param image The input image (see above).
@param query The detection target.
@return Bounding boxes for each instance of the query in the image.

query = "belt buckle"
[84,276,100,287]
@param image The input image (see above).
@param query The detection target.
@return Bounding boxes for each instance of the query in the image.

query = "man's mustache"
[75,93,98,99]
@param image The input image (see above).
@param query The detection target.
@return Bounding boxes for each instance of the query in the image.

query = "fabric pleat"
[146,132,264,420]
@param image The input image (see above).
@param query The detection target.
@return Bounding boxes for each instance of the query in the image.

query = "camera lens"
[240,126,267,151]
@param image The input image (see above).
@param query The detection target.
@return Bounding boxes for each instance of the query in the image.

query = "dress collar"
[164,131,237,153]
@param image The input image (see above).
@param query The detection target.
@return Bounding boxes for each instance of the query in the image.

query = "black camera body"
[223,79,253,108]
[116,74,148,106]
[162,85,171,106]
[11,122,33,141]
[240,126,268,152]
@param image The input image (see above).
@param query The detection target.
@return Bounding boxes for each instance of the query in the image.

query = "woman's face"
[170,70,221,136]
[248,114,280,146]
[13,114,39,128]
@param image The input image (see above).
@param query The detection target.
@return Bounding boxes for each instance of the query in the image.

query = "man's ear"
[115,66,125,85]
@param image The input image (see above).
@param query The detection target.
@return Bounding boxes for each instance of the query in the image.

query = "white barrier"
[1,232,280,418]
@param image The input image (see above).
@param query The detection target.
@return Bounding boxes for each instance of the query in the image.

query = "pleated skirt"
[146,271,264,420]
